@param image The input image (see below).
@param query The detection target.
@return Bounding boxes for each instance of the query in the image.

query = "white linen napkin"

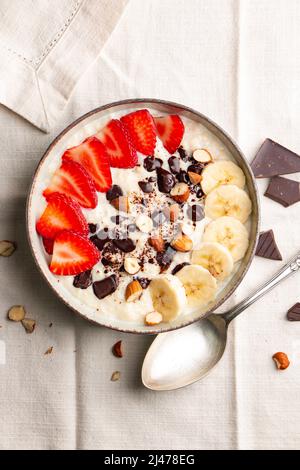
[0,0,128,132]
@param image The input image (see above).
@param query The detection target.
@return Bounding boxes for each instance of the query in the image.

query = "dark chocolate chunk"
[93,275,118,299]
[196,187,205,199]
[151,209,168,227]
[136,277,151,289]
[73,270,92,289]
[251,139,300,178]
[177,146,189,162]
[187,204,204,222]
[113,238,136,253]
[287,303,300,321]
[177,170,190,184]
[88,223,98,234]
[106,184,123,201]
[171,262,190,275]
[144,156,163,172]
[156,168,175,193]
[138,181,153,193]
[148,176,157,182]
[255,230,282,260]
[101,242,124,267]
[264,176,300,207]
[187,163,205,175]
[168,156,181,174]
[156,246,176,272]
[90,229,110,251]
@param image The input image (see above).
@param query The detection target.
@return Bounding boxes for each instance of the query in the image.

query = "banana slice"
[203,216,249,262]
[191,242,234,280]
[201,161,245,194]
[149,274,187,321]
[176,265,217,308]
[205,184,252,223]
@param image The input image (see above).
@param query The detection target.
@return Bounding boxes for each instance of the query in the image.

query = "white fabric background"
[0,0,300,450]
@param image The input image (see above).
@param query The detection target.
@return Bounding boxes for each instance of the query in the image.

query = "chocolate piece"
[113,238,136,253]
[177,170,190,184]
[255,230,282,260]
[251,139,300,178]
[187,163,205,175]
[73,270,92,289]
[136,277,151,289]
[90,228,110,251]
[264,176,300,207]
[156,168,175,193]
[102,242,124,267]
[106,184,123,201]
[93,275,118,299]
[196,187,205,199]
[143,157,162,172]
[88,223,98,234]
[287,303,300,321]
[168,156,181,174]
[171,262,190,275]
[151,209,168,227]
[156,246,176,272]
[187,204,204,222]
[138,181,153,193]
[148,176,157,182]
[177,146,189,162]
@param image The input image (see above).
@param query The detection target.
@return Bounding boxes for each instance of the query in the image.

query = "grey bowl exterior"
[26,98,260,334]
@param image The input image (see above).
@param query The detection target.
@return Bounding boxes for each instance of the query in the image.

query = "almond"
[188,171,202,185]
[112,340,123,358]
[7,305,26,322]
[171,234,193,252]
[21,318,36,334]
[0,240,17,257]
[193,148,213,163]
[111,196,130,213]
[124,256,140,274]
[272,352,290,370]
[125,280,143,302]
[168,204,180,222]
[170,182,190,203]
[149,235,165,253]
[145,311,163,326]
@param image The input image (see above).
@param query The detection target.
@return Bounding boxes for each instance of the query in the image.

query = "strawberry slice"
[50,231,100,276]
[97,119,138,168]
[43,160,97,209]
[154,115,184,154]
[42,237,54,255]
[62,137,112,192]
[36,193,88,239]
[120,109,157,155]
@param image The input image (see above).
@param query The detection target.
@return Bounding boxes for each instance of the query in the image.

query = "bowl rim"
[26,98,260,334]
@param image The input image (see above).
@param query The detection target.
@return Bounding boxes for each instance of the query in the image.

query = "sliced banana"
[176,265,217,309]
[205,184,252,223]
[201,161,245,194]
[149,274,187,321]
[203,216,249,262]
[191,242,234,280]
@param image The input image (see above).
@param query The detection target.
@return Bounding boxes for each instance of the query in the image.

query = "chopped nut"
[124,256,140,274]
[272,352,290,370]
[168,204,180,222]
[193,148,213,163]
[149,235,165,253]
[170,182,190,203]
[44,346,53,355]
[21,318,36,334]
[125,280,143,302]
[180,222,195,237]
[145,311,163,326]
[171,234,193,252]
[112,340,123,358]
[0,240,17,257]
[111,196,130,213]
[135,214,153,233]
[111,371,121,382]
[7,305,26,322]
[188,171,202,185]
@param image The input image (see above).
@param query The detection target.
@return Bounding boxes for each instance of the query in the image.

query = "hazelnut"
[112,340,123,358]
[193,148,213,163]
[272,352,290,370]
[124,256,140,274]
[170,182,190,203]
[7,305,26,322]
[145,311,163,326]
[135,214,153,233]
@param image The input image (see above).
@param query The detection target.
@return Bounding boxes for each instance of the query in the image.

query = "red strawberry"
[43,160,97,209]
[42,237,54,255]
[62,137,112,192]
[154,115,184,154]
[97,119,138,168]
[36,193,88,239]
[120,109,156,155]
[50,231,100,276]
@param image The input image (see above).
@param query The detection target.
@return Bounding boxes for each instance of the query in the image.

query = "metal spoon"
[142,251,300,391]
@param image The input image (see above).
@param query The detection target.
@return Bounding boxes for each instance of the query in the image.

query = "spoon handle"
[223,251,300,323]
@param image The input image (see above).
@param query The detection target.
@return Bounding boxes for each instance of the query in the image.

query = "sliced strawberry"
[42,237,54,255]
[43,160,97,208]
[154,115,184,154]
[120,109,157,155]
[50,231,100,276]
[97,119,138,168]
[36,193,88,239]
[62,137,112,192]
